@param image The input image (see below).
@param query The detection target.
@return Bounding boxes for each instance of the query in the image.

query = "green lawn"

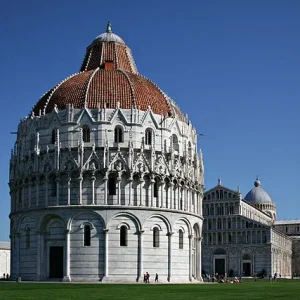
[0,280,299,300]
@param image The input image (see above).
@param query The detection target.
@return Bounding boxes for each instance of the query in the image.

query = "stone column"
[160,180,164,208]
[45,176,48,207]
[189,234,193,281]
[167,232,173,282]
[36,231,41,280]
[139,178,144,206]
[28,183,32,208]
[67,176,71,205]
[78,174,83,205]
[103,229,109,277]
[128,177,133,206]
[22,182,25,209]
[197,237,202,281]
[91,173,96,205]
[55,175,59,206]
[15,233,20,278]
[169,182,173,209]
[36,178,40,207]
[103,177,108,205]
[63,229,71,282]
[117,176,121,205]
[138,230,144,281]
[150,178,155,207]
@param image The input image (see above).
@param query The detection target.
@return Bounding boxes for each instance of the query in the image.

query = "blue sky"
[0,0,299,241]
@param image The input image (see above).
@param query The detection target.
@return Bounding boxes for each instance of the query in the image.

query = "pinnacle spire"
[106,21,112,33]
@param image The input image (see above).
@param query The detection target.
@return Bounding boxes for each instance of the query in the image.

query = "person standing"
[155,273,158,282]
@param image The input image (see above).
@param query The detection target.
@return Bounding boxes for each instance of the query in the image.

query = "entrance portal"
[215,258,225,275]
[243,263,251,276]
[49,246,63,278]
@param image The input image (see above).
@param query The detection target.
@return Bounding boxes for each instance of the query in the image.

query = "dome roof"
[31,22,186,122]
[93,22,125,44]
[244,179,273,204]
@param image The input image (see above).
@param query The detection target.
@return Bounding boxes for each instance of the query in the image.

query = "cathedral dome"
[31,22,186,122]
[244,179,273,204]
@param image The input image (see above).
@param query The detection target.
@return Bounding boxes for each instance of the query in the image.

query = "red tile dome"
[32,23,186,121]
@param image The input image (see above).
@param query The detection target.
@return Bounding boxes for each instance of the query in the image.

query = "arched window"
[179,229,184,249]
[120,225,128,246]
[108,176,117,196]
[153,227,160,248]
[145,128,153,145]
[114,126,123,143]
[51,177,57,197]
[26,227,30,249]
[51,128,57,144]
[188,141,192,157]
[172,134,179,152]
[84,225,91,246]
[228,219,231,229]
[82,125,90,143]
[29,134,35,150]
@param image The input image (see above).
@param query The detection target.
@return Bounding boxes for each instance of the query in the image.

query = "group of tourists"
[143,272,159,283]
[1,273,9,281]
[204,273,242,283]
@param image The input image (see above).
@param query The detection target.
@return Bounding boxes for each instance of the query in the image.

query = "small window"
[51,178,57,197]
[172,134,179,152]
[228,220,231,229]
[120,226,128,246]
[179,230,184,249]
[153,227,160,248]
[26,228,30,249]
[84,225,91,246]
[51,129,57,144]
[187,141,192,157]
[145,128,153,145]
[108,176,117,196]
[114,126,123,143]
[82,125,90,143]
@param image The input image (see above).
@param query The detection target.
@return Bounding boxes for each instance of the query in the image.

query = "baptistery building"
[9,23,204,282]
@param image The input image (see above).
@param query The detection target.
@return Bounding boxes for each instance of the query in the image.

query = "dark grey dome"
[244,179,273,204]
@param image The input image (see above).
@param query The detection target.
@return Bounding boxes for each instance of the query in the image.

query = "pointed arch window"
[26,227,31,249]
[188,141,192,157]
[51,128,57,144]
[108,175,117,196]
[179,229,184,249]
[84,224,91,246]
[153,227,160,248]
[82,125,90,143]
[172,134,179,152]
[114,126,124,143]
[51,177,57,197]
[120,225,128,246]
[145,128,153,145]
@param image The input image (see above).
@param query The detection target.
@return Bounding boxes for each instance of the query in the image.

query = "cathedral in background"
[202,178,300,278]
